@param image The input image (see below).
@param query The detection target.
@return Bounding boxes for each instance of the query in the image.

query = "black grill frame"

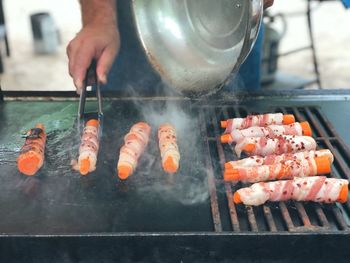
[2,95,350,261]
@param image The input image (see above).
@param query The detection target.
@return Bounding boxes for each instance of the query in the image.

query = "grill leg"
[307,0,322,89]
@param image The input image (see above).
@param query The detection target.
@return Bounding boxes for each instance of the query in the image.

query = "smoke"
[116,86,210,205]
[44,127,80,177]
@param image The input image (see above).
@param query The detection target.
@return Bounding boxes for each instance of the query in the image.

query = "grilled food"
[221,121,312,143]
[233,176,349,206]
[117,122,151,179]
[73,119,100,175]
[225,149,333,169]
[235,135,317,157]
[158,123,180,174]
[17,123,46,176]
[221,113,295,134]
[224,155,331,183]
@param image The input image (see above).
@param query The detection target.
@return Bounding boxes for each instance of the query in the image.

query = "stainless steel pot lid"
[132,0,263,97]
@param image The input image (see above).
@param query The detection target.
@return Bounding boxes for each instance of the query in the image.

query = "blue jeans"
[223,24,264,92]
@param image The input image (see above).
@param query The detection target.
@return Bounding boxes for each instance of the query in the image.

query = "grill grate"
[200,105,350,233]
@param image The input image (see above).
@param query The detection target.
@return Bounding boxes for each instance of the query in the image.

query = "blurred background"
[0,0,349,91]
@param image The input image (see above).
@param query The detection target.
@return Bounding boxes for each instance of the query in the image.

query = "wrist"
[80,0,117,28]
[84,15,118,31]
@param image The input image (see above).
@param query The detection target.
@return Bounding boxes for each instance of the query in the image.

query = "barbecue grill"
[0,89,350,262]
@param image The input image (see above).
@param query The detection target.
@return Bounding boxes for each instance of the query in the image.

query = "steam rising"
[132,101,210,206]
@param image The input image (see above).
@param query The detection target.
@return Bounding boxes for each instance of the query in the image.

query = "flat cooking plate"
[0,98,349,235]
[0,100,211,233]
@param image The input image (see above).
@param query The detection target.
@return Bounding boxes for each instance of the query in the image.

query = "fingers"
[96,43,119,85]
[67,25,120,93]
[67,39,95,93]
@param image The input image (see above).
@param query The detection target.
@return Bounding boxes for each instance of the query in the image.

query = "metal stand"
[307,0,322,88]
[264,0,323,89]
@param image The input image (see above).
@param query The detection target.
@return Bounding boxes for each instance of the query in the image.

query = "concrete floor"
[271,0,350,89]
[0,0,349,92]
[0,0,81,91]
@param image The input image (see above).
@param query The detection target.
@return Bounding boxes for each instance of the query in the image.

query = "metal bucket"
[132,0,263,97]
[30,12,60,55]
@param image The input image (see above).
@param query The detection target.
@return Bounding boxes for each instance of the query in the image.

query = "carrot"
[221,134,232,144]
[79,158,90,176]
[118,165,133,180]
[242,143,256,153]
[314,156,331,174]
[75,119,100,176]
[158,124,180,174]
[86,119,99,128]
[163,156,178,174]
[221,121,228,128]
[17,154,41,176]
[117,122,151,179]
[283,114,295,125]
[17,123,46,176]
[337,184,348,203]
[224,169,240,181]
[233,192,242,204]
[225,162,233,170]
[300,121,312,136]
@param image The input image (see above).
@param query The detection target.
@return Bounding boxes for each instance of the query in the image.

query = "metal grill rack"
[200,105,350,233]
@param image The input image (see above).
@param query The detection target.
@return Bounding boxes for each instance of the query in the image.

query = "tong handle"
[85,59,98,87]
[78,59,103,119]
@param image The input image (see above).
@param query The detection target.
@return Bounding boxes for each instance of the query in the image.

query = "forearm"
[79,0,117,27]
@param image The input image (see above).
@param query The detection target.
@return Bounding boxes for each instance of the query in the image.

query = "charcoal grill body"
[1,90,350,262]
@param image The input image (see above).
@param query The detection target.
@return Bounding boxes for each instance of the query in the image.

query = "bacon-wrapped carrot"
[224,155,331,183]
[221,113,295,134]
[221,122,312,143]
[17,123,46,176]
[225,149,333,169]
[117,122,151,179]
[158,123,180,174]
[72,119,100,175]
[235,135,317,157]
[233,176,349,206]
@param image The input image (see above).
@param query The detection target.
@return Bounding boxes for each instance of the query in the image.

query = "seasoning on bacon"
[224,155,331,183]
[234,135,317,157]
[221,121,312,143]
[72,119,100,175]
[221,113,295,134]
[225,149,333,169]
[117,122,151,180]
[233,176,349,206]
[158,123,180,174]
[17,123,47,176]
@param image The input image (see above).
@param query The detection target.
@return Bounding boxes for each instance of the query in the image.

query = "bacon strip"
[17,123,47,176]
[225,150,334,169]
[221,113,295,134]
[224,155,330,183]
[72,119,100,175]
[234,176,349,206]
[222,122,312,143]
[234,135,317,157]
[158,123,180,174]
[117,122,151,179]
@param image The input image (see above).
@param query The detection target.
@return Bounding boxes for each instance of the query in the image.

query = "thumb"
[96,45,118,84]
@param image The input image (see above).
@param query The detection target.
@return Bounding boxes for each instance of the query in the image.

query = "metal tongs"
[77,60,103,137]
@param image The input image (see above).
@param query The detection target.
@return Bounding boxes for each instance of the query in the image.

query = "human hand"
[264,0,274,9]
[67,21,120,93]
